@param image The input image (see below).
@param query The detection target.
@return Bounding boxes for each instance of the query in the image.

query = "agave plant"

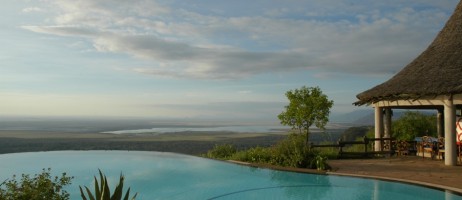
[314,154,328,171]
[79,169,137,200]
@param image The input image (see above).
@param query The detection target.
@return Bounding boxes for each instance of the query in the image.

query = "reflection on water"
[0,151,460,200]
[270,170,331,199]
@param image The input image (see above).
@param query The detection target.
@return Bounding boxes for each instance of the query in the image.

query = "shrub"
[0,168,73,200]
[230,146,272,163]
[205,133,331,170]
[271,133,312,168]
[206,144,237,159]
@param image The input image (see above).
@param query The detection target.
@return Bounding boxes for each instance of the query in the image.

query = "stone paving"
[327,156,462,194]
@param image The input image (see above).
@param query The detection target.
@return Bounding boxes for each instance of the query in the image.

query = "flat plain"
[0,130,288,155]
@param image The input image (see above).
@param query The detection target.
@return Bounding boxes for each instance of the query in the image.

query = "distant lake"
[102,125,288,134]
[0,117,352,134]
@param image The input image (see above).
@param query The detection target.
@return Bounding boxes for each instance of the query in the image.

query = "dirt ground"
[327,156,462,194]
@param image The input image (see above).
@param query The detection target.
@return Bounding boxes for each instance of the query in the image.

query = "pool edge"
[326,171,462,195]
[226,160,462,195]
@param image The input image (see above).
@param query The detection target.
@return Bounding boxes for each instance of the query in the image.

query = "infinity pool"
[0,151,460,200]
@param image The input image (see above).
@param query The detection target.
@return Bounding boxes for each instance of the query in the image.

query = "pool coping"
[226,160,462,195]
[326,171,462,195]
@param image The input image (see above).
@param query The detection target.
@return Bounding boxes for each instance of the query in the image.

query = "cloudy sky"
[1,0,459,121]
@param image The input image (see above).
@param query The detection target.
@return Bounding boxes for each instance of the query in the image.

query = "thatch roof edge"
[355,1,462,106]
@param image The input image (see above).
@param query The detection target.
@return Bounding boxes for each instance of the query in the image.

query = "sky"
[0,0,459,121]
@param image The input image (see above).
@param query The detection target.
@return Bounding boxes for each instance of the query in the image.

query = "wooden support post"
[374,106,384,152]
[444,96,457,166]
[384,108,392,151]
[363,136,368,157]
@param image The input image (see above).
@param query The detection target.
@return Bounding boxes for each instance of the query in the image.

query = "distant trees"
[340,111,436,141]
[392,111,437,140]
[278,86,334,145]
[340,126,372,141]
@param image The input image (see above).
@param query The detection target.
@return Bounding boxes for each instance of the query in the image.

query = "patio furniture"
[396,140,409,156]
[459,142,461,163]
[437,137,445,160]
[421,136,436,159]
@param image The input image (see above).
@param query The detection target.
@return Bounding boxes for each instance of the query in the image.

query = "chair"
[407,141,418,156]
[421,136,435,159]
[437,137,444,160]
[458,133,462,163]
[458,142,461,164]
[396,140,409,156]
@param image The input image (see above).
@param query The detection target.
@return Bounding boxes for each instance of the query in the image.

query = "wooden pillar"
[384,108,392,151]
[375,106,384,151]
[437,108,444,138]
[384,108,392,138]
[444,96,457,166]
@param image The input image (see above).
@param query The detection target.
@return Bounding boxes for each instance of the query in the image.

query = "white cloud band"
[22,0,456,79]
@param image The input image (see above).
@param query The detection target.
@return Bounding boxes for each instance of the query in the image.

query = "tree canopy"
[392,111,436,140]
[278,86,333,144]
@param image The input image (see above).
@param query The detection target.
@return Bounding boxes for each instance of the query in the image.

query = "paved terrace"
[230,156,462,194]
[327,156,462,194]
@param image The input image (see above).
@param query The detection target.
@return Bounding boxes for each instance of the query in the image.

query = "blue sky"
[0,0,459,121]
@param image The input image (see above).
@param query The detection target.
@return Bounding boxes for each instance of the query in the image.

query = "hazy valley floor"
[0,131,289,155]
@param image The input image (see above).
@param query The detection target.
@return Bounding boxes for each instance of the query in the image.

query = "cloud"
[22,25,98,37]
[238,90,252,94]
[147,101,285,119]
[22,0,458,79]
[22,7,43,13]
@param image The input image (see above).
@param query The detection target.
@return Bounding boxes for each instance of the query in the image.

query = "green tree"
[278,86,334,145]
[0,168,73,200]
[392,111,437,140]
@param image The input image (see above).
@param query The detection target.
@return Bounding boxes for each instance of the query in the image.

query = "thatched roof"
[355,1,462,106]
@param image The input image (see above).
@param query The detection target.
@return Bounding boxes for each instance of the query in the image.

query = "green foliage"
[232,134,315,168]
[314,141,339,159]
[365,128,375,139]
[392,111,437,140]
[278,86,333,144]
[340,126,372,141]
[205,144,237,160]
[79,169,137,200]
[341,137,373,153]
[271,133,313,168]
[0,168,73,200]
[312,154,328,171]
[207,133,330,170]
[230,146,273,163]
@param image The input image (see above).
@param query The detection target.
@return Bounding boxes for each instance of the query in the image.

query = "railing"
[310,137,397,158]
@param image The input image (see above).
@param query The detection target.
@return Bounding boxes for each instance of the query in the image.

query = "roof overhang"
[369,94,462,109]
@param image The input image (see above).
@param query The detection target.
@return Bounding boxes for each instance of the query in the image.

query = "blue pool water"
[0,151,460,200]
